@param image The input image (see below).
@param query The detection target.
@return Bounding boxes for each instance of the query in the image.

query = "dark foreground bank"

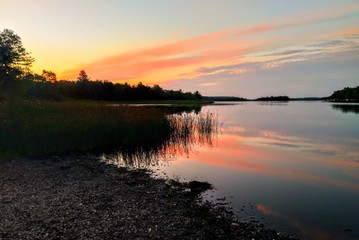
[0,156,296,239]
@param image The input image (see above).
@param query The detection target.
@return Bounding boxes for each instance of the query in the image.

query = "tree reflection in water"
[331,104,359,114]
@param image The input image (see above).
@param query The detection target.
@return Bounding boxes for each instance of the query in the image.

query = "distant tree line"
[324,86,359,102]
[203,96,248,102]
[1,75,202,101]
[203,96,294,102]
[0,29,202,102]
[255,96,290,101]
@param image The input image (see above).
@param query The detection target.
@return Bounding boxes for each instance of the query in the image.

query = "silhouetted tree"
[194,91,202,100]
[152,84,164,100]
[42,70,57,83]
[77,70,89,82]
[0,29,34,81]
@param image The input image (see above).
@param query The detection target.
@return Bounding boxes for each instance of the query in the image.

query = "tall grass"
[106,112,219,168]
[0,100,219,165]
[167,112,219,145]
[0,100,170,160]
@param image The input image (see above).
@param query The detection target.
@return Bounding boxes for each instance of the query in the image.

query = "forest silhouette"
[0,29,202,102]
[324,86,359,102]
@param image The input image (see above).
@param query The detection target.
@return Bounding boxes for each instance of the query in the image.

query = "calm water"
[108,101,359,240]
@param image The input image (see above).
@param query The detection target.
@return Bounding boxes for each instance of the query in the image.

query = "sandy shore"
[0,156,296,239]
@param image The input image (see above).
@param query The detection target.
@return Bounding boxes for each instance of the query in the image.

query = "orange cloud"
[196,82,219,87]
[58,2,359,86]
[58,24,271,84]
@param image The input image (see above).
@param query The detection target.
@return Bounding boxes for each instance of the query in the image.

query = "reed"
[101,112,219,168]
[0,100,218,164]
[167,112,219,145]
[0,100,170,160]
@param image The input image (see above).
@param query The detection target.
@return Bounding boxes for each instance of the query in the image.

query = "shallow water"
[108,101,359,239]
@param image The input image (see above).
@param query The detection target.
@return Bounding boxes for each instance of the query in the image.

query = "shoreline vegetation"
[322,86,359,103]
[0,100,215,161]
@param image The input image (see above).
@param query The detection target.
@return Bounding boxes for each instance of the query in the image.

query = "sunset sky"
[1,0,359,98]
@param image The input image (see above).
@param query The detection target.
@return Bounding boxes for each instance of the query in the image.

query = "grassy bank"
[0,100,216,161]
[0,100,173,160]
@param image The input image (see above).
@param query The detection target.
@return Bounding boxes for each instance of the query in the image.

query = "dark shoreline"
[0,156,297,239]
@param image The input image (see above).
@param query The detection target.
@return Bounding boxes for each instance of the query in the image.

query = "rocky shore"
[0,156,296,239]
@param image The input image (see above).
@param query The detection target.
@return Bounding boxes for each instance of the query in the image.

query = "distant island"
[205,88,359,103]
[255,96,290,101]
[203,96,248,102]
[204,87,359,103]
[204,96,291,102]
[204,95,322,102]
[324,86,359,103]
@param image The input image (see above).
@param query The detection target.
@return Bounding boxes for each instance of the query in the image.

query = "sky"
[1,0,359,98]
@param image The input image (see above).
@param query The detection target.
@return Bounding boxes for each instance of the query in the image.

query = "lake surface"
[108,101,359,240]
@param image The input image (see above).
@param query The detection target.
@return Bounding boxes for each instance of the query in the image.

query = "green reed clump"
[167,112,219,147]
[103,112,219,168]
[197,112,219,135]
[0,100,171,160]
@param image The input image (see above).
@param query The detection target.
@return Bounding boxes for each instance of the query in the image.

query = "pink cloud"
[59,2,359,85]
[60,37,257,83]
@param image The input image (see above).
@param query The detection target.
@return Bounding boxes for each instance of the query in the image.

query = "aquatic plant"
[0,100,218,164]
[0,100,169,159]
[107,112,219,168]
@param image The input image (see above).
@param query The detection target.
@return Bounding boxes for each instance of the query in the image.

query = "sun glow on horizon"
[56,2,359,93]
[2,0,359,96]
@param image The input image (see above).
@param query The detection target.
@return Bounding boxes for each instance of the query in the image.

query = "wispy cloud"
[181,33,359,80]
[59,27,260,82]
[59,2,359,86]
[196,82,219,87]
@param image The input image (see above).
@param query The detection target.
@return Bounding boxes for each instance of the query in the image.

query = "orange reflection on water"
[256,204,342,240]
[187,134,270,172]
[180,133,359,191]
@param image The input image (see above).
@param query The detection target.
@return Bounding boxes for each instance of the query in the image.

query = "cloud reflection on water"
[180,129,359,191]
[256,204,343,240]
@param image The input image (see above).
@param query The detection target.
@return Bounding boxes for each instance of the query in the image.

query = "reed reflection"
[103,111,218,168]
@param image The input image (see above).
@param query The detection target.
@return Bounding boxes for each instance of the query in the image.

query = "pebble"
[0,157,296,240]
